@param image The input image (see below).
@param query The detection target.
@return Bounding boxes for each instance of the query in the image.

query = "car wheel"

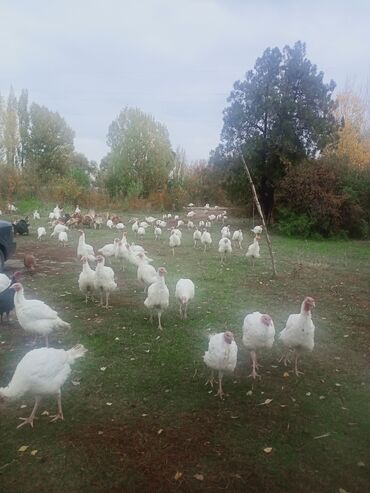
[0,250,4,272]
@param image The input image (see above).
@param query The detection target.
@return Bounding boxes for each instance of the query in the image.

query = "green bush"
[276,207,316,238]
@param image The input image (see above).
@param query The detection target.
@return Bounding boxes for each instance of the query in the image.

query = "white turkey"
[116,222,125,230]
[203,331,238,399]
[232,229,243,249]
[174,215,179,220]
[199,220,205,228]
[208,214,216,221]
[77,230,95,262]
[205,220,211,229]
[193,228,201,248]
[221,225,231,238]
[115,239,129,270]
[37,226,46,240]
[177,220,184,227]
[156,219,167,228]
[246,236,260,265]
[137,253,158,291]
[139,221,149,229]
[132,220,139,234]
[0,273,12,292]
[169,230,181,255]
[128,244,152,267]
[242,312,275,379]
[172,228,182,239]
[58,231,68,246]
[201,230,212,252]
[51,222,68,238]
[154,226,162,240]
[33,210,40,220]
[106,219,113,229]
[98,240,117,264]
[137,226,146,238]
[279,297,316,376]
[187,211,195,217]
[94,255,117,309]
[251,225,263,235]
[144,267,169,330]
[175,279,195,319]
[78,256,96,303]
[75,205,81,214]
[145,216,156,224]
[218,237,232,263]
[0,344,87,428]
[187,221,194,229]
[11,283,70,346]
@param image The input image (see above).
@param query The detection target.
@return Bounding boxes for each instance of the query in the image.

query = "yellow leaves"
[174,471,183,481]
[18,445,38,456]
[283,372,290,378]
[263,447,273,454]
[258,398,273,406]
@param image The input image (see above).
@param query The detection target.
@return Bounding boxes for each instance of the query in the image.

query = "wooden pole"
[240,150,278,278]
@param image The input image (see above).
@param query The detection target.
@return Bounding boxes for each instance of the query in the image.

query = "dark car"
[0,220,17,271]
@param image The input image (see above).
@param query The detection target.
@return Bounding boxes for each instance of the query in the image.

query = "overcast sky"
[1,0,369,163]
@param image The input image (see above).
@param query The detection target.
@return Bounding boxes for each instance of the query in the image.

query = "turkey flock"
[0,203,316,429]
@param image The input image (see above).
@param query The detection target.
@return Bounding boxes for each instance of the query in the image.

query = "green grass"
[0,210,369,492]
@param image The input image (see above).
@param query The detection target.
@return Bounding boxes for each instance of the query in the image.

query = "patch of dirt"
[65,410,270,492]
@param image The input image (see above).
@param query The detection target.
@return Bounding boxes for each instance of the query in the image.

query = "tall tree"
[28,103,75,181]
[18,89,30,168]
[106,107,174,198]
[214,41,338,220]
[332,88,370,169]
[2,86,19,167]
[170,146,187,184]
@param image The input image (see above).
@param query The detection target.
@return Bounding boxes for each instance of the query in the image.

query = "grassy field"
[0,210,369,493]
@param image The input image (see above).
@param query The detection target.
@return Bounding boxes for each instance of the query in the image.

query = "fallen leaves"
[263,447,273,454]
[314,433,330,440]
[283,372,290,377]
[174,471,183,481]
[30,450,38,456]
[194,473,204,481]
[18,445,29,452]
[106,402,113,406]
[258,398,273,406]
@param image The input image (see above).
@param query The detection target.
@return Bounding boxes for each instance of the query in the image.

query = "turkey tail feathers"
[67,344,88,362]
[57,318,71,330]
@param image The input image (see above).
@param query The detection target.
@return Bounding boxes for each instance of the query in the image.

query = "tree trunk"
[240,151,278,278]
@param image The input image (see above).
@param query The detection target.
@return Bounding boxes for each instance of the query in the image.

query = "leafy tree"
[2,86,20,167]
[214,41,338,221]
[28,103,75,181]
[331,89,370,169]
[69,152,91,188]
[105,107,174,198]
[18,89,30,168]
